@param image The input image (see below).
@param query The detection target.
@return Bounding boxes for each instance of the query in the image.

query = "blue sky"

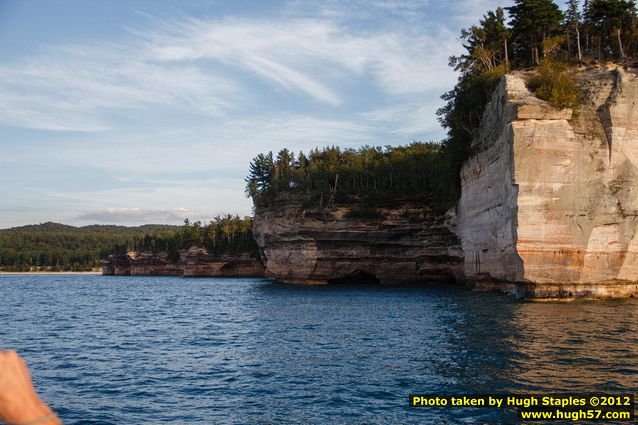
[0,0,523,228]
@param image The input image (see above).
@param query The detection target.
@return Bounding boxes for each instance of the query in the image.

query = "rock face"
[101,247,264,277]
[252,202,464,284]
[181,247,265,277]
[457,66,638,298]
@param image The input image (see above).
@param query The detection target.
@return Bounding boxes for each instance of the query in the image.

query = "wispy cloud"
[3,114,375,178]
[145,16,457,100]
[360,101,443,137]
[0,6,462,132]
[0,42,241,131]
[283,0,432,21]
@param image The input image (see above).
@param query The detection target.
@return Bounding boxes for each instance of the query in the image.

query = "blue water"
[0,275,636,424]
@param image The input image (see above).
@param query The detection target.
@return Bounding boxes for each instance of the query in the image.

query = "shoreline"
[0,271,101,275]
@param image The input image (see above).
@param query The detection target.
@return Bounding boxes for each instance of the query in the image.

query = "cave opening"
[328,271,380,284]
[221,261,238,271]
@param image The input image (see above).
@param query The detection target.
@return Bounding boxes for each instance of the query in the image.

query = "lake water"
[0,275,636,424]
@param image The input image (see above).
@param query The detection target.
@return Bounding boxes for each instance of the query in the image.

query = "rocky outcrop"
[252,203,463,284]
[181,247,265,277]
[458,66,638,298]
[253,66,638,298]
[101,247,264,277]
[100,255,133,276]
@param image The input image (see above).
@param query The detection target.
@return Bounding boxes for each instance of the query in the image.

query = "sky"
[0,0,525,228]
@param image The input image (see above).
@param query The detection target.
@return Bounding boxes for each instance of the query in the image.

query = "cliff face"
[251,66,638,297]
[101,247,264,277]
[252,203,463,284]
[181,247,265,277]
[458,66,638,298]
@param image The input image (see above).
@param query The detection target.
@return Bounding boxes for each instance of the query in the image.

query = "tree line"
[456,0,637,71]
[0,223,177,272]
[0,217,259,272]
[112,215,259,261]
[441,0,637,168]
[246,1,638,211]
[245,143,459,211]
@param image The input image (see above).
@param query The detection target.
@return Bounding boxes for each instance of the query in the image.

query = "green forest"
[0,223,178,272]
[0,216,258,272]
[245,143,459,210]
[112,215,258,262]
[246,0,638,210]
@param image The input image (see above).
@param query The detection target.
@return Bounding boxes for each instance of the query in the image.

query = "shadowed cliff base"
[467,278,638,299]
[102,247,264,278]
[328,271,380,285]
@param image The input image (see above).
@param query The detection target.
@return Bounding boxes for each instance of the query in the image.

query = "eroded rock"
[101,247,264,277]
[252,203,464,284]
[458,67,638,298]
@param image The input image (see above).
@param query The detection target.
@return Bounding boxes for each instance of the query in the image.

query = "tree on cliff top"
[245,152,275,199]
[245,143,457,210]
[585,0,638,59]
[451,8,510,73]
[566,0,583,60]
[507,0,564,66]
[437,9,510,190]
[244,0,638,212]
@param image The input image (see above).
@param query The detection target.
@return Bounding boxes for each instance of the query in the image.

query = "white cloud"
[444,0,510,25]
[3,114,375,178]
[283,0,433,21]
[25,179,254,226]
[146,16,458,100]
[0,9,464,132]
[0,42,242,131]
[0,0,504,136]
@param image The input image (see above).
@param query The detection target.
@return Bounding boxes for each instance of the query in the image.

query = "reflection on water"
[0,275,636,424]
[510,301,638,392]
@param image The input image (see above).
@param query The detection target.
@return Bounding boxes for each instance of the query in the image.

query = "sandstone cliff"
[101,246,264,277]
[252,202,463,284]
[458,66,638,298]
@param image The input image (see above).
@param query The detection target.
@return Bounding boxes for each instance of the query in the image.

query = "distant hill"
[0,222,179,272]
[5,222,179,233]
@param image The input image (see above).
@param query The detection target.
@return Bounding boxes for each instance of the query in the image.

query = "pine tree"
[245,152,275,198]
[507,0,564,65]
[451,8,510,73]
[585,0,637,59]
[566,0,583,60]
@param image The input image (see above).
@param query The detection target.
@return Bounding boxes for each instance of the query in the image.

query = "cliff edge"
[251,66,638,298]
[458,66,638,298]
[252,202,463,284]
[102,246,264,277]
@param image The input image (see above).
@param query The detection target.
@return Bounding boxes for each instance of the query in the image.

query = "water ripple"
[0,275,636,424]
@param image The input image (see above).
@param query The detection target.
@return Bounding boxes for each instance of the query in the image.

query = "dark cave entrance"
[221,261,238,271]
[328,271,380,284]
